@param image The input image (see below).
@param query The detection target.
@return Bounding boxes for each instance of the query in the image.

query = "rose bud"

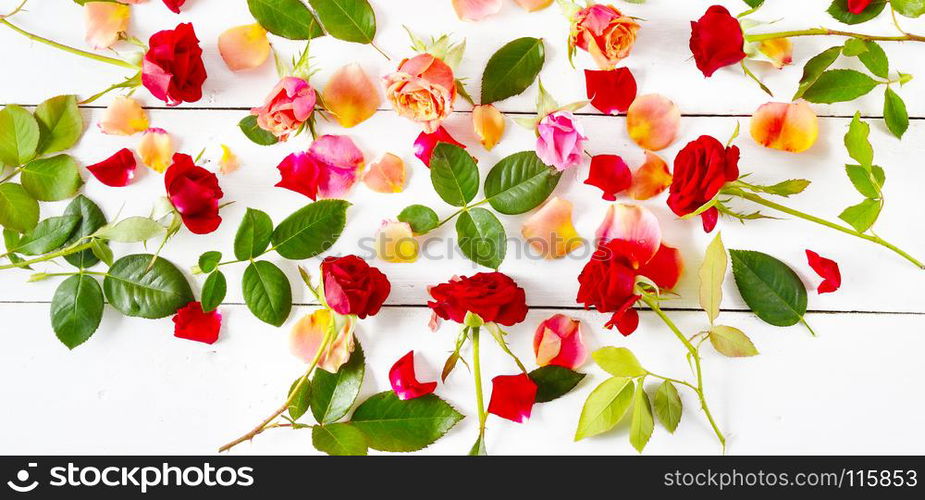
[487,373,538,423]
[142,23,207,106]
[689,5,747,77]
[533,314,588,369]
[570,5,640,70]
[536,111,587,172]
[321,255,391,319]
[384,53,456,133]
[290,309,357,373]
[667,135,740,232]
[427,273,528,326]
[251,76,317,141]
[164,153,224,234]
[472,104,505,151]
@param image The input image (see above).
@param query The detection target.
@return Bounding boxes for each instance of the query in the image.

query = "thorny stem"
[0,19,139,69]
[745,28,925,43]
[471,326,488,444]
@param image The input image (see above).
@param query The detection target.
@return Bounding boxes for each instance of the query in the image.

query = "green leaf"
[350,392,463,452]
[841,38,868,56]
[629,381,654,453]
[480,37,546,104]
[793,46,843,100]
[247,0,324,40]
[0,183,38,233]
[839,198,882,232]
[308,0,376,44]
[468,435,487,456]
[104,254,194,319]
[312,423,368,455]
[34,95,83,155]
[743,0,765,6]
[0,104,40,166]
[699,232,727,324]
[484,151,561,215]
[529,365,586,403]
[730,249,807,328]
[429,143,479,207]
[845,112,874,166]
[855,41,888,78]
[574,377,634,441]
[883,87,909,139]
[709,325,760,357]
[653,381,682,433]
[238,115,279,146]
[802,69,879,104]
[50,274,104,349]
[311,342,365,424]
[234,208,273,260]
[845,164,882,198]
[242,260,292,326]
[62,195,107,269]
[16,215,80,255]
[827,0,887,24]
[271,199,350,260]
[593,347,647,378]
[96,216,163,243]
[201,271,227,312]
[288,377,312,421]
[455,208,506,269]
[397,205,440,234]
[20,154,83,201]
[198,251,222,274]
[90,240,113,267]
[891,0,925,17]
[745,179,811,197]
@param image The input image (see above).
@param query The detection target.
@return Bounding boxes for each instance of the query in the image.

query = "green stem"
[745,27,925,43]
[0,241,95,271]
[370,41,391,61]
[471,326,487,442]
[728,189,925,269]
[0,167,23,184]
[0,19,139,69]
[642,295,726,452]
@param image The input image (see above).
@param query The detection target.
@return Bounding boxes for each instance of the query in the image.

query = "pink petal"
[275,152,325,200]
[218,24,271,72]
[309,135,365,198]
[521,197,584,259]
[533,314,587,370]
[363,153,406,193]
[452,0,503,21]
[389,351,437,400]
[595,204,662,268]
[323,63,382,128]
[99,96,149,136]
[413,126,465,167]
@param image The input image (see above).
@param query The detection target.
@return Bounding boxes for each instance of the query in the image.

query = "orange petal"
[515,0,553,11]
[522,197,584,259]
[626,94,681,151]
[323,63,382,128]
[363,153,406,193]
[218,24,271,72]
[750,100,819,153]
[84,2,130,50]
[453,0,503,21]
[596,203,662,267]
[628,151,672,200]
[218,144,239,174]
[376,220,419,263]
[137,128,174,173]
[99,96,149,136]
[289,309,357,373]
[472,104,505,150]
[758,38,793,69]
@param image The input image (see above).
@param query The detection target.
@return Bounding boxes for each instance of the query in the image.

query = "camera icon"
[7,463,39,493]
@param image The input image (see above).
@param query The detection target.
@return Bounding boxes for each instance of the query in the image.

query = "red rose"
[428,272,528,326]
[667,135,740,232]
[321,255,391,319]
[576,242,640,333]
[142,23,207,106]
[689,5,746,77]
[164,153,224,234]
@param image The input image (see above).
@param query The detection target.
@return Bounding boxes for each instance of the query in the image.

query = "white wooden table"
[1,0,923,455]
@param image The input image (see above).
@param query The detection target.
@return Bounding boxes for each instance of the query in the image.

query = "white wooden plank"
[0,304,921,455]
[2,109,924,313]
[0,0,923,116]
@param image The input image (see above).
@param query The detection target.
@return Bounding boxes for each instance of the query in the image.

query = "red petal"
[164,153,223,234]
[700,206,719,233]
[87,148,137,187]
[487,373,537,423]
[162,0,185,13]
[388,351,438,400]
[610,308,639,336]
[413,126,465,167]
[848,0,872,14]
[806,249,841,294]
[275,152,326,200]
[638,244,684,291]
[585,155,632,201]
[172,302,221,344]
[585,68,637,114]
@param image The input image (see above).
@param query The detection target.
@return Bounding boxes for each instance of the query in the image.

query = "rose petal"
[309,135,365,198]
[137,128,174,173]
[487,373,538,423]
[533,314,587,370]
[218,24,271,72]
[172,302,221,344]
[514,0,552,12]
[585,154,632,201]
[218,144,239,174]
[99,96,149,136]
[628,151,672,200]
[750,100,819,153]
[413,126,465,167]
[472,104,505,150]
[613,308,639,336]
[626,94,681,151]
[162,0,185,13]
[323,63,381,128]
[637,244,684,291]
[84,2,130,50]
[376,220,419,263]
[452,0,503,21]
[363,153,406,193]
[848,0,872,14]
[585,68,637,115]
[758,38,793,69]
[276,152,323,200]
[701,206,720,233]
[87,148,137,187]
[289,309,357,373]
[389,351,438,400]
[595,203,662,267]
[521,197,584,259]
[806,249,841,294]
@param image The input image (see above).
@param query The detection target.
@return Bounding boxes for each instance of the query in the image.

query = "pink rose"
[536,111,587,171]
[251,76,316,140]
[384,54,456,133]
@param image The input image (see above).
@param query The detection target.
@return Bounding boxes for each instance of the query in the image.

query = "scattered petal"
[377,220,419,263]
[84,1,130,50]
[218,144,239,174]
[363,153,406,193]
[750,100,819,153]
[522,197,584,259]
[848,0,872,14]
[323,63,382,128]
[472,104,505,150]
[638,244,684,291]
[585,68,637,115]
[806,249,841,294]
[628,151,672,200]
[514,0,552,12]
[626,94,681,151]
[389,351,437,400]
[99,96,149,136]
[413,126,465,167]
[309,135,365,198]
[172,302,222,344]
[87,148,137,187]
[137,128,174,173]
[452,0,503,21]
[162,0,185,13]
[218,24,271,72]
[758,38,793,69]
[595,204,662,268]
[585,154,632,201]
[701,206,720,233]
[276,152,323,200]
[289,309,357,373]
[533,314,587,369]
[487,373,538,423]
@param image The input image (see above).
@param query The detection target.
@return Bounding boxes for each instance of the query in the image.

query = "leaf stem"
[471,326,488,445]
[370,41,391,61]
[0,241,95,271]
[0,19,140,69]
[745,27,925,43]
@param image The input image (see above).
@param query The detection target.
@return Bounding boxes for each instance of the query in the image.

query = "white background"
[0,0,923,455]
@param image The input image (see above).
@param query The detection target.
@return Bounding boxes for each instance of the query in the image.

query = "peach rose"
[383,53,456,133]
[251,77,316,141]
[571,5,640,70]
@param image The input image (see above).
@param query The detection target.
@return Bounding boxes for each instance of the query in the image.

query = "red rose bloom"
[428,272,528,326]
[577,242,640,333]
[173,301,222,344]
[142,23,207,106]
[321,255,391,319]
[164,153,223,234]
[689,6,746,77]
[667,135,740,232]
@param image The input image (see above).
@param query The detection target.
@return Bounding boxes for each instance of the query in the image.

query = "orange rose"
[571,5,640,70]
[383,53,456,133]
